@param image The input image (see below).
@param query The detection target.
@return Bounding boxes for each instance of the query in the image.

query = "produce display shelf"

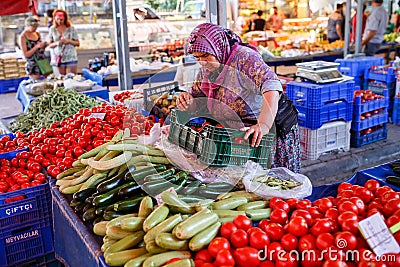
[296,100,353,130]
[353,89,389,118]
[299,121,351,160]
[0,180,52,230]
[335,56,384,77]
[350,124,387,148]
[0,218,54,266]
[286,80,355,109]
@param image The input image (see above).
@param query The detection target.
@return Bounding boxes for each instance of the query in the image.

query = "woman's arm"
[242,90,279,147]
[19,33,39,59]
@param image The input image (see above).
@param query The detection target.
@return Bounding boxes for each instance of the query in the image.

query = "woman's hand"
[240,123,270,147]
[176,92,194,111]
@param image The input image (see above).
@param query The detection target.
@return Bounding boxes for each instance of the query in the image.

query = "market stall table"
[16,82,109,113]
[82,66,178,89]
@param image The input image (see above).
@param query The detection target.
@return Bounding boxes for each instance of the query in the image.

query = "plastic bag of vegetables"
[242,166,312,199]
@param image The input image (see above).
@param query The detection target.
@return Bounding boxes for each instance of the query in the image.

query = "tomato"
[249,229,270,249]
[233,215,252,231]
[273,201,290,213]
[220,222,237,239]
[200,263,215,267]
[354,187,373,204]
[269,209,288,225]
[381,191,400,205]
[233,247,260,267]
[307,207,324,220]
[269,197,284,209]
[316,232,334,250]
[375,186,393,198]
[314,198,333,214]
[196,249,213,263]
[368,201,383,211]
[264,223,284,241]
[338,182,353,193]
[335,231,357,251]
[298,234,316,252]
[28,162,42,173]
[34,173,46,183]
[382,198,400,218]
[338,211,358,226]
[230,229,248,248]
[194,259,205,267]
[338,201,358,215]
[247,227,263,235]
[280,233,298,251]
[364,179,380,193]
[311,218,333,236]
[259,261,275,267]
[287,216,308,237]
[258,219,270,232]
[291,209,313,226]
[214,249,235,267]
[349,196,366,215]
[300,249,323,267]
[275,251,298,267]
[386,215,400,228]
[208,237,230,258]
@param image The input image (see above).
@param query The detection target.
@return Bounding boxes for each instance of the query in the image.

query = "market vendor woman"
[177,23,301,173]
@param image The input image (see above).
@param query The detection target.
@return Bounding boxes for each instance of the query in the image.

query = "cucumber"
[125,165,167,182]
[106,225,133,240]
[120,217,145,232]
[93,220,108,236]
[160,191,195,214]
[141,179,179,196]
[189,221,221,251]
[107,214,138,227]
[196,187,227,199]
[213,210,246,218]
[142,251,192,267]
[237,200,269,211]
[105,231,145,253]
[245,208,272,221]
[113,196,144,212]
[145,240,168,254]
[174,209,218,240]
[93,182,137,207]
[144,214,183,243]
[143,204,169,232]
[124,253,151,267]
[105,247,147,266]
[143,168,176,183]
[155,233,189,251]
[117,183,142,198]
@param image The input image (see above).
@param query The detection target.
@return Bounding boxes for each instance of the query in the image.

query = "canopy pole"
[355,0,364,54]
[343,0,352,57]
[207,0,227,27]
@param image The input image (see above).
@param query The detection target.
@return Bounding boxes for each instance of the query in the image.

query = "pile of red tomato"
[0,135,26,154]
[354,90,384,102]
[194,179,400,267]
[113,91,143,103]
[0,103,159,193]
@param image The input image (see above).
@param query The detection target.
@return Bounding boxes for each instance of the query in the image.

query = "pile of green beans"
[10,87,101,133]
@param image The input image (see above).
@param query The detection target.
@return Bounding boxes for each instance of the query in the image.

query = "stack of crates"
[286,80,355,160]
[350,89,389,147]
[335,56,384,89]
[0,57,28,94]
[0,142,54,266]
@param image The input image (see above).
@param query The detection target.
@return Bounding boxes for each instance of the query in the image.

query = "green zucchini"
[96,171,127,193]
[180,180,202,195]
[125,165,167,182]
[73,187,97,201]
[69,198,82,207]
[113,196,145,212]
[82,207,97,222]
[143,168,176,183]
[141,179,179,196]
[196,187,228,199]
[103,210,126,221]
[93,182,136,207]
[117,183,142,198]
[74,202,86,213]
[386,175,400,187]
[178,194,206,203]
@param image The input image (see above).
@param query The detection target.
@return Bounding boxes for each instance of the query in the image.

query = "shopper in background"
[350,4,367,44]
[362,0,388,56]
[46,9,54,28]
[48,9,80,75]
[251,10,267,31]
[245,12,258,33]
[267,7,283,32]
[19,16,49,81]
[327,3,344,43]
[176,23,301,172]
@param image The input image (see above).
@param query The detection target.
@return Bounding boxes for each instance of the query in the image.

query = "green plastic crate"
[168,110,275,168]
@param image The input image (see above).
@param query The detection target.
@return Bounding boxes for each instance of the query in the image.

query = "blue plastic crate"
[7,252,61,267]
[286,80,355,109]
[0,181,52,230]
[335,56,384,77]
[353,89,389,118]
[351,112,388,131]
[364,66,397,84]
[0,218,54,266]
[0,133,28,160]
[296,101,353,130]
[350,124,387,148]
[393,97,400,124]
[354,77,364,89]
[0,78,26,94]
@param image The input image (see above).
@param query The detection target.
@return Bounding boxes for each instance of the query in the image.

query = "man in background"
[362,0,388,56]
[251,10,266,31]
[268,6,283,32]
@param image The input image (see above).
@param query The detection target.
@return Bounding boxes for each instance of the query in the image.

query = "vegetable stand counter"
[48,160,399,267]
[16,82,109,113]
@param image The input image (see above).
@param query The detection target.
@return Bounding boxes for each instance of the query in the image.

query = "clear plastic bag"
[242,165,313,199]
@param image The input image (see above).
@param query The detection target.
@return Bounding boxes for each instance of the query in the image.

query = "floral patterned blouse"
[49,26,79,64]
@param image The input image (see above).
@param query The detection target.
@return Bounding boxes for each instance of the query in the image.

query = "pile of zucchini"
[93,191,271,266]
[386,160,400,187]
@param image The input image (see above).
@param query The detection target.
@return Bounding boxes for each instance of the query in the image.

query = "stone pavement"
[1,91,400,187]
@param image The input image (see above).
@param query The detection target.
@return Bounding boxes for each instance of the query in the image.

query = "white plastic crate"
[299,120,351,160]
[108,90,144,111]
